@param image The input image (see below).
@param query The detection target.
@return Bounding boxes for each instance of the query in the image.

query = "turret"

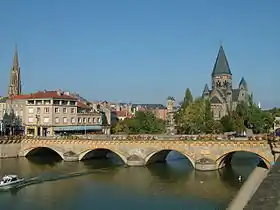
[202,84,210,98]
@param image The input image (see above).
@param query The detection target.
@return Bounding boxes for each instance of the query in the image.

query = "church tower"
[8,45,22,97]
[211,45,232,91]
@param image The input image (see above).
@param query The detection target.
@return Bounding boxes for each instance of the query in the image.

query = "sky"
[0,1,279,108]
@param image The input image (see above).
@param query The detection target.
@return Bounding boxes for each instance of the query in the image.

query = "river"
[0,152,261,210]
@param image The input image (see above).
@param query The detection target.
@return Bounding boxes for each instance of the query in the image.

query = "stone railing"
[0,136,24,144]
[19,134,273,141]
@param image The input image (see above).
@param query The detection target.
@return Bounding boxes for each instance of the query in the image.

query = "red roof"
[11,91,77,100]
[115,110,133,118]
[77,101,90,109]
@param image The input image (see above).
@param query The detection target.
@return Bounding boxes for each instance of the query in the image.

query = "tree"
[181,88,193,110]
[175,88,194,133]
[220,115,235,132]
[113,111,165,134]
[203,99,217,134]
[178,98,205,134]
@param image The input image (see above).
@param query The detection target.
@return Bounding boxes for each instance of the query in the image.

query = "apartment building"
[11,90,105,136]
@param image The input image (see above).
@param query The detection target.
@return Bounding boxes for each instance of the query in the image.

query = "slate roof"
[203,84,210,93]
[212,45,232,76]
[239,77,248,89]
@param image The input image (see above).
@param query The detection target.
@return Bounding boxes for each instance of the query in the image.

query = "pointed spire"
[8,45,22,97]
[13,44,19,68]
[203,84,209,93]
[239,77,247,89]
[212,45,232,76]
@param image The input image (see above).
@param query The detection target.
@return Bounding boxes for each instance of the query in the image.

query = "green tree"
[175,88,194,133]
[179,98,205,134]
[220,115,235,132]
[181,88,193,110]
[113,111,165,134]
[203,99,217,134]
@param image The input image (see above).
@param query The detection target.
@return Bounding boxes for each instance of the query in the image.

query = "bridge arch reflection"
[79,148,126,164]
[145,149,195,168]
[24,147,64,159]
[216,151,270,169]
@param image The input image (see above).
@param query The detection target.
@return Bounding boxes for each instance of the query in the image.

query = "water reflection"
[0,151,262,210]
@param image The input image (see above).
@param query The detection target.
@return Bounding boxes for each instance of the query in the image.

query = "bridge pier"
[195,158,220,171]
[126,155,145,167]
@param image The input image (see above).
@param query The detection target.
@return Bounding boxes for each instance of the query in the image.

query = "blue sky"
[0,1,279,108]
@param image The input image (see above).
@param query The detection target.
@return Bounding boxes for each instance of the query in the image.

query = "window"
[70,108,75,113]
[63,117,67,123]
[97,118,101,123]
[28,117,34,123]
[44,108,49,113]
[71,117,75,123]
[43,117,49,123]
[55,107,59,113]
[83,118,86,123]
[63,108,67,113]
[78,118,82,123]
[93,118,96,123]
[88,118,91,123]
[37,107,41,114]
[55,117,59,123]
[28,108,34,114]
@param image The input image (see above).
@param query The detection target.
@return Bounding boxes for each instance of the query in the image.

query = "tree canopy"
[112,111,166,134]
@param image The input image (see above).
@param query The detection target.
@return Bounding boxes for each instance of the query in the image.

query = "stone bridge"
[18,137,277,171]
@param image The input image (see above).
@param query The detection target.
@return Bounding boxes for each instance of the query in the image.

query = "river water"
[0,152,261,210]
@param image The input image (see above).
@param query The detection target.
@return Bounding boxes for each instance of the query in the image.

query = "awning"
[53,125,102,132]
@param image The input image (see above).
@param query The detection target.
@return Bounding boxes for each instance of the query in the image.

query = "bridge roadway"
[14,134,277,171]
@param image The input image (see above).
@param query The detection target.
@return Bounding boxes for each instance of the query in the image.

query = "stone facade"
[202,45,250,120]
[18,138,275,171]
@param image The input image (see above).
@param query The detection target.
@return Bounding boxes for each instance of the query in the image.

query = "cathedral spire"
[212,45,232,76]
[13,44,19,68]
[8,45,22,97]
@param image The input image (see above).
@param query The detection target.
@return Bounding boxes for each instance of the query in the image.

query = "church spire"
[8,45,22,97]
[211,45,232,76]
[13,44,19,68]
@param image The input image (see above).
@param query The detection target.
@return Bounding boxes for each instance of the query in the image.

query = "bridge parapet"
[20,134,273,141]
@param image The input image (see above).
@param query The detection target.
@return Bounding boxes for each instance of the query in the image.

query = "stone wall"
[0,143,21,158]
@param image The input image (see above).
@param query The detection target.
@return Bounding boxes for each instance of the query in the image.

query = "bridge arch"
[22,146,64,159]
[79,148,127,164]
[216,150,272,169]
[145,149,195,168]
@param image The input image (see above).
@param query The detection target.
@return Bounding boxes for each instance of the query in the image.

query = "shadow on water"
[25,147,62,166]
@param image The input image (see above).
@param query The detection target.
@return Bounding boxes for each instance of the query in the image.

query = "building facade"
[202,45,249,120]
[11,90,104,136]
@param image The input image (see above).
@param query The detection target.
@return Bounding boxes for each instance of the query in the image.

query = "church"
[202,45,249,120]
